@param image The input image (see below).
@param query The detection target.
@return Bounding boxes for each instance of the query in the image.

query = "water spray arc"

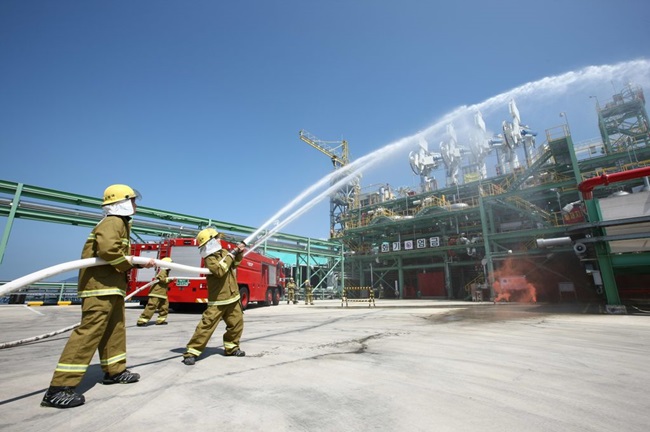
[246,60,650,261]
[2,59,649,310]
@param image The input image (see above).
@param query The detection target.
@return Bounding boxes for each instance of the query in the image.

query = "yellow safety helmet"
[102,184,140,205]
[161,257,173,263]
[196,228,219,248]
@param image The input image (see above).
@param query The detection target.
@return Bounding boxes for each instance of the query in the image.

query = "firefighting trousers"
[137,297,169,324]
[287,289,295,303]
[184,301,243,358]
[305,291,313,305]
[50,295,127,387]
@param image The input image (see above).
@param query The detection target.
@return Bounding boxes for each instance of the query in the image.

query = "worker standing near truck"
[137,257,172,326]
[286,277,297,304]
[182,228,246,365]
[41,184,155,409]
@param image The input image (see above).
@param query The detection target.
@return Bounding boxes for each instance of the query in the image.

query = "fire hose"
[0,257,210,350]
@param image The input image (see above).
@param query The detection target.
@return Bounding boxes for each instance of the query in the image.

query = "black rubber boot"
[41,386,85,409]
[182,356,196,366]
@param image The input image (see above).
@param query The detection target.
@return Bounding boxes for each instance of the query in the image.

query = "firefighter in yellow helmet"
[304,280,314,305]
[182,228,246,365]
[41,184,155,409]
[137,257,172,326]
[286,277,297,304]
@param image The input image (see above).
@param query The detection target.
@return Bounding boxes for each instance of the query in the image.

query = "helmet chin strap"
[199,238,222,258]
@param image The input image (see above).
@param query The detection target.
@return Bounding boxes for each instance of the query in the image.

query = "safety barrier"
[341,287,375,307]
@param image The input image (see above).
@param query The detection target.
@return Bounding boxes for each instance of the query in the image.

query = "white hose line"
[0,257,211,350]
[0,257,102,298]
[125,279,157,301]
[0,322,82,350]
[0,278,160,350]
[0,257,209,297]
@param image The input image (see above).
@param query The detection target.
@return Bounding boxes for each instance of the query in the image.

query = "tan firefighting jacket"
[203,248,242,306]
[78,215,134,298]
[149,268,169,299]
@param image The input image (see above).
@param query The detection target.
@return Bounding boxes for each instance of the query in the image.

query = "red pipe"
[578,166,650,199]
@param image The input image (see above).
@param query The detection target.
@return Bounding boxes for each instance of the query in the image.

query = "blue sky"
[1,0,649,280]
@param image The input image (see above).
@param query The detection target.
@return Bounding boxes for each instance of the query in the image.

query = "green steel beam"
[0,179,340,269]
[0,183,23,264]
[610,252,650,267]
[584,198,621,305]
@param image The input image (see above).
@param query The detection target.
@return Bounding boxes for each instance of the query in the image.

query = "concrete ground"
[0,299,648,432]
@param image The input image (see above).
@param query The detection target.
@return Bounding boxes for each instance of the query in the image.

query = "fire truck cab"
[128,238,285,310]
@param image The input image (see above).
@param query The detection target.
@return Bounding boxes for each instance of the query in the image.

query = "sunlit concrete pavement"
[0,299,648,432]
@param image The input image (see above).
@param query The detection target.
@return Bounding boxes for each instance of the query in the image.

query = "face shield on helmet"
[102,184,141,216]
[103,200,136,216]
[199,238,222,258]
[197,228,222,258]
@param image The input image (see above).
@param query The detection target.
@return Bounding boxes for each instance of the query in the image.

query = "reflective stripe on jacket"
[203,248,242,303]
[148,269,169,299]
[78,215,133,298]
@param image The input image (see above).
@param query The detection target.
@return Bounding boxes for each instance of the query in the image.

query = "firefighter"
[286,277,297,304]
[41,184,155,409]
[182,228,246,366]
[137,257,172,326]
[304,280,314,305]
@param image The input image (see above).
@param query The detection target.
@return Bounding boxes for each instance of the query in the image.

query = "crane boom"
[298,129,358,238]
[299,129,349,168]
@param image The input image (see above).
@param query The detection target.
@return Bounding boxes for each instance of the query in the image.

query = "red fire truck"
[128,238,285,310]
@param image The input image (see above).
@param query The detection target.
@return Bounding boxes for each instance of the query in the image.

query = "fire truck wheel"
[272,288,281,306]
[239,287,249,310]
[264,288,273,306]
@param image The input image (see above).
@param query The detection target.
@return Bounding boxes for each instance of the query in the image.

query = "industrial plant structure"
[310,84,650,310]
[2,85,649,311]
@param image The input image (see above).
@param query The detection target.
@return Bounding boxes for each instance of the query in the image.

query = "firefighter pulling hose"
[39,183,153,408]
[0,242,264,350]
[0,238,260,300]
[0,183,275,409]
[0,241,263,350]
[0,257,209,299]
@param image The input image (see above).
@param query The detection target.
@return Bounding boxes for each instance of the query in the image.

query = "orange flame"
[492,258,537,303]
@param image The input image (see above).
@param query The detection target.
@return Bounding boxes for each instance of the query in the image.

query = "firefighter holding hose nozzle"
[182,228,247,365]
